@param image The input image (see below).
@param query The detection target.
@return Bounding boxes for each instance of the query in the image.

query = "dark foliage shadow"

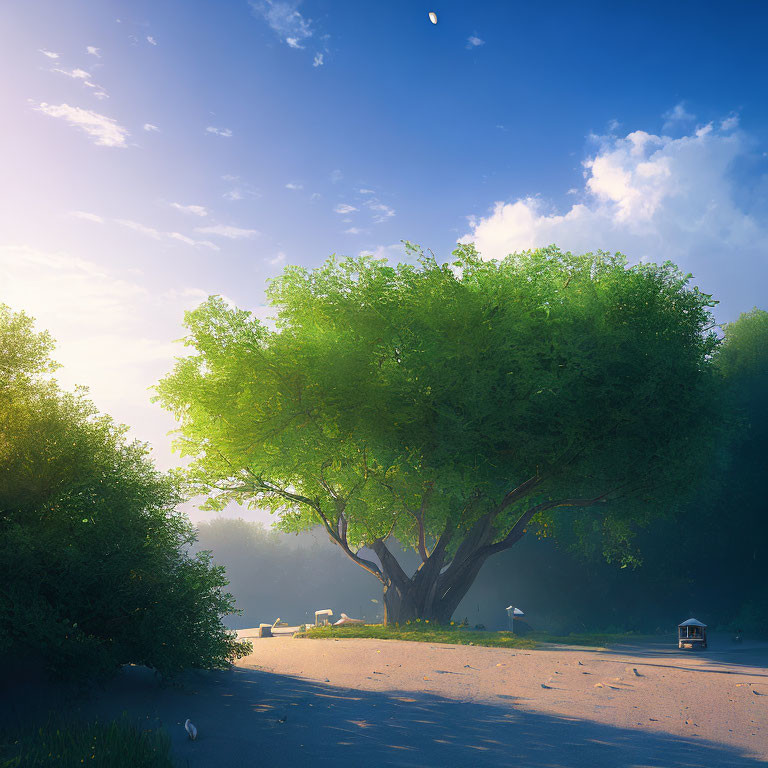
[3,661,767,768]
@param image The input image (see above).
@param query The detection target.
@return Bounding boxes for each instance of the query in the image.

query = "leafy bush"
[0,305,251,681]
[0,714,176,767]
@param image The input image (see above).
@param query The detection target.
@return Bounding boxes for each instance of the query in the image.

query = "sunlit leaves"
[156,245,722,564]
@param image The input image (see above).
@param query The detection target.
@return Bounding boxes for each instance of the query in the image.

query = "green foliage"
[0,714,176,768]
[0,304,252,681]
[717,307,768,381]
[551,307,768,631]
[155,244,722,567]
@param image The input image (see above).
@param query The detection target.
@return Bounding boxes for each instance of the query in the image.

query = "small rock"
[541,683,553,689]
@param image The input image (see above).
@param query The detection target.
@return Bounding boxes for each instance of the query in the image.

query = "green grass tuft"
[0,714,176,768]
[296,623,538,648]
[296,623,660,650]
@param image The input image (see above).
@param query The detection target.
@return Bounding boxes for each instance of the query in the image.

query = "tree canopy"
[0,304,251,680]
[155,244,723,623]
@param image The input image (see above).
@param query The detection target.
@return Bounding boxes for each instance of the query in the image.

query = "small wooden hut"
[678,618,707,649]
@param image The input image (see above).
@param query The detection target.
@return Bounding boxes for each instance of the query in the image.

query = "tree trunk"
[380,553,487,625]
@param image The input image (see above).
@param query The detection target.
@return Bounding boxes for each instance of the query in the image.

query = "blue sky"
[1,1,766,516]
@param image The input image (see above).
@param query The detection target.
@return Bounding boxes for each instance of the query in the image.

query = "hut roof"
[679,618,707,627]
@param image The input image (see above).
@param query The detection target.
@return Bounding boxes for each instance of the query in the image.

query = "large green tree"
[0,305,251,680]
[155,244,722,624]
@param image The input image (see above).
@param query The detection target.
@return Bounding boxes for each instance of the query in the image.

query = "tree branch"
[494,473,542,517]
[403,483,434,562]
[371,539,410,594]
[314,504,384,583]
[483,494,610,558]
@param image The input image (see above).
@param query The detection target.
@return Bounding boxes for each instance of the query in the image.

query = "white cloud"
[359,188,375,195]
[116,219,162,239]
[113,218,220,250]
[344,227,363,235]
[460,120,767,320]
[251,0,313,49]
[268,251,287,265]
[170,202,208,217]
[222,177,262,201]
[51,67,92,80]
[721,114,739,131]
[366,201,395,222]
[39,49,59,59]
[195,224,260,239]
[35,103,129,147]
[206,126,233,138]
[313,52,324,67]
[466,35,485,48]
[143,123,160,132]
[51,67,108,99]
[168,232,219,250]
[146,35,157,45]
[334,203,357,214]
[69,211,104,223]
[86,46,101,57]
[662,102,695,130]
[330,169,343,183]
[285,182,303,190]
[358,243,406,262]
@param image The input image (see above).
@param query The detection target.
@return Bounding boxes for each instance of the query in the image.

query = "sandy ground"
[3,632,767,767]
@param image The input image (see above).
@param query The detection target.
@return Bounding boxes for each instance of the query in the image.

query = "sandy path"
[239,634,768,762]
[3,634,767,767]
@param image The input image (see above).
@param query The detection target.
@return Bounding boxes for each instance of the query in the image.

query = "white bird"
[184,719,197,741]
[429,12,437,24]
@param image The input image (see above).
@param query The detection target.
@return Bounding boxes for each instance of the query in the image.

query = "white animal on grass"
[184,719,197,740]
[333,613,365,626]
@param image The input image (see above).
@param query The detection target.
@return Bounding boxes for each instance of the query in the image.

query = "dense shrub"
[0,305,251,680]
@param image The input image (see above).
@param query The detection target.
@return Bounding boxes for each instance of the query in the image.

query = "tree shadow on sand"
[3,664,766,768]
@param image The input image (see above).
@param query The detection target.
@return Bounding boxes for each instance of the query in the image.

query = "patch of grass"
[296,623,537,649]
[0,714,176,768]
[296,624,661,650]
